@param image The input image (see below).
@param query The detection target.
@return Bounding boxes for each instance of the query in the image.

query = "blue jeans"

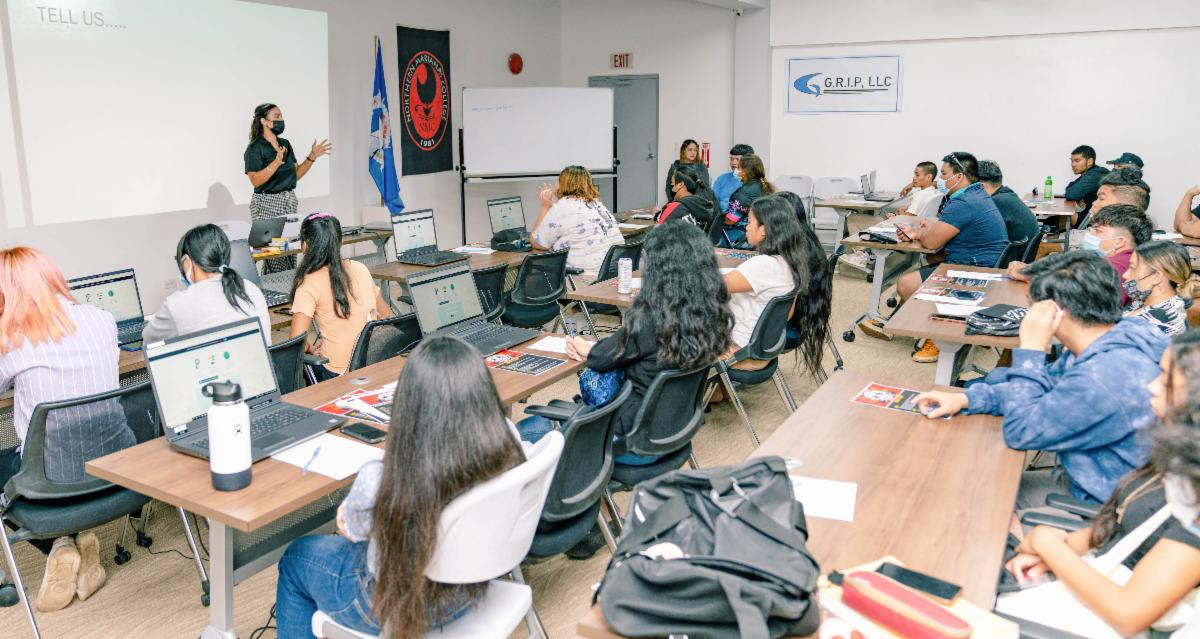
[516,415,659,466]
[276,535,380,638]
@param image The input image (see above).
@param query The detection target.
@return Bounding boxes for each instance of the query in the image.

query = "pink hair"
[0,246,77,354]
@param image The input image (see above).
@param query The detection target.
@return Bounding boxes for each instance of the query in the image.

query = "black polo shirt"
[244,136,298,194]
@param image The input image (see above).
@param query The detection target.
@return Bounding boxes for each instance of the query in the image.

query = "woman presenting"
[244,102,330,269]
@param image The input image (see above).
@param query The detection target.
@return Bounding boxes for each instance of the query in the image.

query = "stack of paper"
[271,433,384,480]
[933,303,983,317]
[790,475,857,522]
[453,245,496,255]
[945,269,1003,281]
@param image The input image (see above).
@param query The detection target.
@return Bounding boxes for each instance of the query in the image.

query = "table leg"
[934,341,965,387]
[198,520,237,639]
[371,236,389,262]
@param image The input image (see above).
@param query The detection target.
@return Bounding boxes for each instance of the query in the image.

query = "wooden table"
[884,263,1030,385]
[564,249,753,310]
[839,236,937,342]
[816,196,896,241]
[251,229,393,263]
[85,333,582,639]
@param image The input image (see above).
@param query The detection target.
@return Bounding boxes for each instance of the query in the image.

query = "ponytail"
[1136,240,1199,300]
[176,225,253,314]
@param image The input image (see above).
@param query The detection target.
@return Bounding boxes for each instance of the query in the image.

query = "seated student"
[1124,241,1198,337]
[531,165,623,273]
[658,163,718,228]
[289,213,392,381]
[1173,183,1200,239]
[861,152,1008,363]
[663,139,711,203]
[143,224,271,342]
[275,335,525,638]
[723,195,831,375]
[1005,330,1200,637]
[1093,166,1151,215]
[712,143,753,215]
[0,247,132,611]
[890,161,943,219]
[1065,144,1110,227]
[977,159,1040,244]
[1106,151,1144,172]
[721,153,776,247]
[915,251,1168,507]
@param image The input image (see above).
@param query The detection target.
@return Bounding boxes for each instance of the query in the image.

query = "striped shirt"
[0,300,133,481]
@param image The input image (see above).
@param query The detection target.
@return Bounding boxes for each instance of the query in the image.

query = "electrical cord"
[249,604,277,639]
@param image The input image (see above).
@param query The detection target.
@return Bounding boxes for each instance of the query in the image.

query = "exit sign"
[611,53,631,69]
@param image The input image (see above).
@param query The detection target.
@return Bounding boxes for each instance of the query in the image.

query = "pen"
[567,317,575,337]
[301,446,321,476]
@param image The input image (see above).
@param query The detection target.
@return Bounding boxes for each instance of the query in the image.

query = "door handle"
[647,153,655,159]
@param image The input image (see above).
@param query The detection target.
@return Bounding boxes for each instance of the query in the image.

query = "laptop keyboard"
[454,321,505,341]
[403,251,465,266]
[262,288,290,307]
[192,406,312,451]
[118,321,146,344]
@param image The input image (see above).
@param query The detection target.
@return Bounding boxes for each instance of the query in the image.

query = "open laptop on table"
[69,268,147,345]
[407,262,539,355]
[487,196,530,237]
[144,318,344,462]
[228,239,291,307]
[391,208,467,267]
[248,217,286,248]
[862,170,897,202]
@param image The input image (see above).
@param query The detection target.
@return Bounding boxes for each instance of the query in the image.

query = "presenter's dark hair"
[1072,145,1097,160]
[729,143,754,156]
[624,222,732,369]
[292,213,355,319]
[176,225,252,314]
[748,195,831,374]
[1022,251,1122,326]
[249,103,277,142]
[942,152,979,182]
[677,139,700,163]
[1090,204,1154,246]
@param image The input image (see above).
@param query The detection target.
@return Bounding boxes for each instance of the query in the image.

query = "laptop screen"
[145,320,277,431]
[487,197,526,233]
[227,240,263,288]
[391,209,438,255]
[408,265,484,333]
[69,269,143,324]
[860,174,871,195]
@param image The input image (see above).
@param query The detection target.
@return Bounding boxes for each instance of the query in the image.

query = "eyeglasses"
[945,153,967,173]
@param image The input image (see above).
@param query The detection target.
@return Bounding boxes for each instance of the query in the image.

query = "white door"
[588,74,658,212]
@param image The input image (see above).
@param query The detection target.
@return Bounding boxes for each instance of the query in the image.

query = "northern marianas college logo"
[402,51,449,151]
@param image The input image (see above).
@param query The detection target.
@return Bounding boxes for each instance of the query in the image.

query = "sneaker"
[857,318,892,341]
[838,250,871,274]
[75,532,106,601]
[913,340,941,363]
[35,536,80,612]
[564,522,611,560]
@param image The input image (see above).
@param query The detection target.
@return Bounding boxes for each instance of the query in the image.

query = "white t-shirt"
[908,186,944,219]
[729,255,796,347]
[531,196,624,272]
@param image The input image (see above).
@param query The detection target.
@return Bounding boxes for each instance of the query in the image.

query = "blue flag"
[370,37,404,213]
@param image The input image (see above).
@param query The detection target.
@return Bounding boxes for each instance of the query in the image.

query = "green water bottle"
[1044,176,1053,201]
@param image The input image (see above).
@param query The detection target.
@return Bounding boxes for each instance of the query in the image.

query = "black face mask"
[270,120,285,135]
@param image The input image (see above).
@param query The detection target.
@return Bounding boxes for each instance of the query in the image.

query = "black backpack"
[595,457,821,638]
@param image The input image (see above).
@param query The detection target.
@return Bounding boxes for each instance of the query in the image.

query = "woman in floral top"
[531,165,623,273]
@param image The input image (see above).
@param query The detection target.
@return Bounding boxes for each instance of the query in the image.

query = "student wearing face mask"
[658,163,718,228]
[142,224,272,343]
[1000,330,1200,637]
[1124,241,1199,337]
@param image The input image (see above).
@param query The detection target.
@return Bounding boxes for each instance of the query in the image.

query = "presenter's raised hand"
[274,145,288,165]
[310,139,331,160]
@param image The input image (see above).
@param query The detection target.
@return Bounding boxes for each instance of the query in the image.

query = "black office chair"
[472,263,510,323]
[713,293,799,446]
[1022,229,1046,264]
[576,241,645,327]
[269,334,309,394]
[522,383,633,558]
[992,240,1027,270]
[502,249,570,330]
[602,364,712,535]
[0,382,159,638]
[346,314,421,373]
[1020,490,1101,532]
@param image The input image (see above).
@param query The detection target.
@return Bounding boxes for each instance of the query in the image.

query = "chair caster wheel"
[136,531,153,548]
[886,297,898,308]
[842,330,856,343]
[114,546,131,565]
[0,582,18,608]
[201,593,210,607]
[866,273,874,283]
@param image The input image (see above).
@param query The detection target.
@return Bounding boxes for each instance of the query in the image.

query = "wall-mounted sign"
[785,55,901,114]
[611,53,631,69]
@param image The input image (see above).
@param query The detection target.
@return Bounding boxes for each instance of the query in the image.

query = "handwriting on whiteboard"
[470,105,514,112]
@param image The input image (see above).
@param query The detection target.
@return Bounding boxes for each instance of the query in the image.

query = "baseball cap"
[1106,152,1144,168]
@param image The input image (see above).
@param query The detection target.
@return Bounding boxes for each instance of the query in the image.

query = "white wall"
[560,0,737,206]
[769,3,1200,228]
[2,0,562,309]
[733,6,771,167]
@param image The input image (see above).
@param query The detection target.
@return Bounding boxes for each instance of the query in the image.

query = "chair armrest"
[992,612,1090,639]
[1044,493,1100,519]
[523,403,580,423]
[565,267,585,275]
[303,354,329,367]
[547,399,578,410]
[1019,512,1086,532]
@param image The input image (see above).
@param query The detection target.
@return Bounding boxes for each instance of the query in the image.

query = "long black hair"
[775,190,811,228]
[176,224,253,314]
[249,102,276,142]
[622,221,732,369]
[673,163,721,225]
[749,195,831,374]
[291,213,355,319]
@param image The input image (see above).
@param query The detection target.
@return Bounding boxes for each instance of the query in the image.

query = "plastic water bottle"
[203,381,253,491]
[1044,176,1053,201]
[617,258,633,294]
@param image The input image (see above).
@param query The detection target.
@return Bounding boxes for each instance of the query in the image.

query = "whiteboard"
[462,87,614,177]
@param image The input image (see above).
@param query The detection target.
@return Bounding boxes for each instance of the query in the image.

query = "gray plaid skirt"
[250,190,298,272]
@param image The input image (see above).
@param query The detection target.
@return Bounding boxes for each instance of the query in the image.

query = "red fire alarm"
[508,53,523,75]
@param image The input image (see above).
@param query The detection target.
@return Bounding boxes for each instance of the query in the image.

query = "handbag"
[995,505,1196,637]
[578,368,624,406]
[965,304,1027,337]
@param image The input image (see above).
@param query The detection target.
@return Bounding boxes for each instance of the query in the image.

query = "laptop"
[228,240,291,307]
[862,170,896,202]
[280,214,303,240]
[407,263,540,355]
[144,318,345,462]
[248,217,286,248]
[391,209,467,267]
[69,269,146,345]
[487,196,529,237]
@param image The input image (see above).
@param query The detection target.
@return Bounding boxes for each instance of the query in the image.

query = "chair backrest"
[424,431,564,583]
[510,249,569,306]
[740,292,798,361]
[346,313,421,372]
[7,382,159,500]
[540,383,631,523]
[269,333,308,395]
[774,175,815,224]
[813,176,859,199]
[472,263,509,322]
[594,241,644,284]
[624,364,712,458]
[1023,229,1046,263]
[992,241,1023,269]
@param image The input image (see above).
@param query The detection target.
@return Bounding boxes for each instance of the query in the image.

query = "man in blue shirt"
[711,144,753,214]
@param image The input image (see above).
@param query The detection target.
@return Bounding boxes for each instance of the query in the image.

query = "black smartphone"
[876,562,961,604]
[340,422,386,445]
[949,289,980,301]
